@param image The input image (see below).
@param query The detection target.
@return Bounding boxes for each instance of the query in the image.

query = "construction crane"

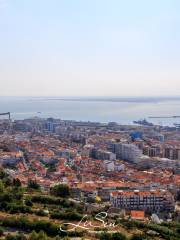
[0,112,11,120]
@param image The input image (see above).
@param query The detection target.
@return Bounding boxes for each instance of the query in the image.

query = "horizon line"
[1,95,180,98]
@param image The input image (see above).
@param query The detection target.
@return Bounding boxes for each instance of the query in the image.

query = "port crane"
[0,112,11,120]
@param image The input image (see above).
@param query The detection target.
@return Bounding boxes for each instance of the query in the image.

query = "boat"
[133,119,153,127]
[174,123,180,128]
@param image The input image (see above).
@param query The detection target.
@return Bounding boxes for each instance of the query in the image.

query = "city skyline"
[0,0,180,96]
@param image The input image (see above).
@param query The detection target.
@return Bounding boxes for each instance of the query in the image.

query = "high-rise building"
[163,146,180,160]
[143,145,161,157]
[109,142,142,163]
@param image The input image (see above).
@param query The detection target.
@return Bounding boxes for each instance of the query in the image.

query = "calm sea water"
[0,97,180,126]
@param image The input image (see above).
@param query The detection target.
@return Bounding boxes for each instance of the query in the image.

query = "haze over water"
[0,97,180,126]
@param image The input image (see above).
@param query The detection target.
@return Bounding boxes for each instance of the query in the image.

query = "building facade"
[110,190,174,212]
[109,142,142,163]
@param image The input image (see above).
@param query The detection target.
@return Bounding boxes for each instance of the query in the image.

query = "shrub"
[50,184,70,198]
[25,198,33,207]
[111,232,127,240]
[0,226,4,236]
[36,209,48,217]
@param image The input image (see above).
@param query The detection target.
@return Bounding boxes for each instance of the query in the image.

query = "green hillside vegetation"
[0,169,179,240]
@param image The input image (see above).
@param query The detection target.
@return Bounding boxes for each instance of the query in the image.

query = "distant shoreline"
[38,96,180,103]
[1,96,180,103]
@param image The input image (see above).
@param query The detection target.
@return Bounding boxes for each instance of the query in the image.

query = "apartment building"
[91,148,116,161]
[110,190,174,212]
[143,145,161,157]
[163,146,180,160]
[109,142,142,163]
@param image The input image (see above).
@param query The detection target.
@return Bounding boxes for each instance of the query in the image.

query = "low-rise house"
[130,210,145,221]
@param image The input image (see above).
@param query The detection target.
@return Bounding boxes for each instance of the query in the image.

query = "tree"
[29,231,38,240]
[100,232,111,240]
[0,169,8,179]
[36,209,48,217]
[112,232,127,240]
[25,198,33,207]
[37,230,48,240]
[131,234,145,240]
[177,190,180,201]
[13,178,21,188]
[5,234,16,240]
[28,179,40,190]
[0,180,4,192]
[16,233,27,240]
[50,184,70,198]
[3,177,13,187]
[0,227,3,237]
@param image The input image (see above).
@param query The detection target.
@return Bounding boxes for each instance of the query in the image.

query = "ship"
[133,119,153,127]
[174,123,180,129]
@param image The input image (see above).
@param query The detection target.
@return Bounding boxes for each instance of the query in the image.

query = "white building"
[110,143,142,163]
[110,190,175,212]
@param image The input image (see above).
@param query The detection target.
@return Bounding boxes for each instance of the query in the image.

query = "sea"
[0,96,180,126]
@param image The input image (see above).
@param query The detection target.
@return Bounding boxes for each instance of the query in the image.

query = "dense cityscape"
[0,115,179,239]
[1,0,180,239]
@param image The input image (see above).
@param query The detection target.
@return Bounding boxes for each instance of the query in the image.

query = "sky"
[0,0,180,97]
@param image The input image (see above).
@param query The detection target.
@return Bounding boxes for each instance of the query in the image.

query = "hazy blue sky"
[0,0,180,96]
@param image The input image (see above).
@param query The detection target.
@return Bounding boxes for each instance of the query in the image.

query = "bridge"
[0,112,11,120]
